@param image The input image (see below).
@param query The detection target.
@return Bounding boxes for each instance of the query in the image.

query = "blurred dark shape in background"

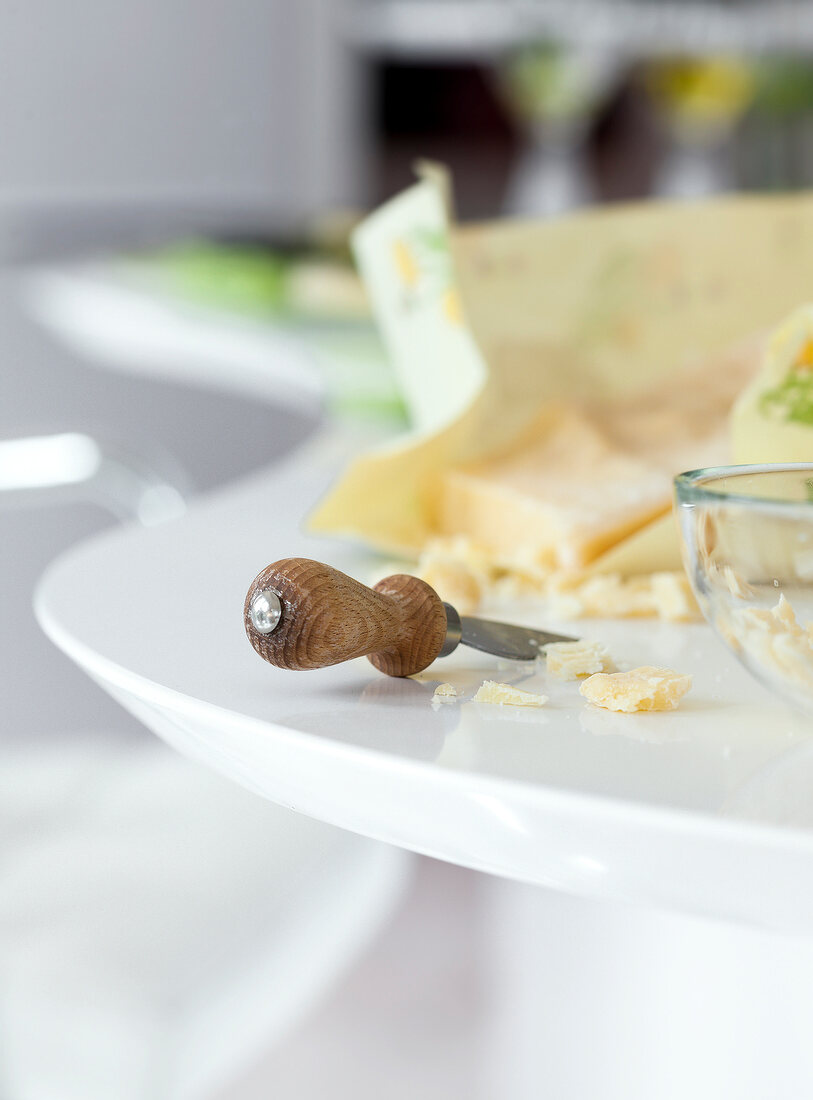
[373,51,813,219]
[356,0,813,220]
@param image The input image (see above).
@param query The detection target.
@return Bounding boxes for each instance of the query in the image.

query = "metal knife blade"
[460,616,577,662]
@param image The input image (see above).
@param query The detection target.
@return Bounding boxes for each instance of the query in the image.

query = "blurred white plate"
[21,261,404,422]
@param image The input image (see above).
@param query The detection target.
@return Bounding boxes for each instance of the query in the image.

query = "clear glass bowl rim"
[674,462,813,512]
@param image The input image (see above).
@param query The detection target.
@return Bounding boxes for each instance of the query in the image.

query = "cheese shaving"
[472,681,548,707]
[432,683,459,703]
[545,640,614,680]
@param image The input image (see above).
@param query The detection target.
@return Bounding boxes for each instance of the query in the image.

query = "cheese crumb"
[731,595,813,690]
[580,666,692,712]
[432,683,459,703]
[650,572,698,622]
[416,537,490,614]
[418,556,482,614]
[794,548,813,582]
[545,571,699,622]
[545,640,614,680]
[409,532,700,622]
[472,680,548,707]
[720,564,755,600]
[773,592,797,630]
[547,573,652,620]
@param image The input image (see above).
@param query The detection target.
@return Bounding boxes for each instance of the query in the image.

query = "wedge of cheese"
[437,338,758,573]
[585,513,683,577]
[437,403,671,570]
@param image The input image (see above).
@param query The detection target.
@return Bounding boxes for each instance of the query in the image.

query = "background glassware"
[497,44,622,216]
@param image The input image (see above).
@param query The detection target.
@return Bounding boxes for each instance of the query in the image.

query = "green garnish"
[759,370,813,426]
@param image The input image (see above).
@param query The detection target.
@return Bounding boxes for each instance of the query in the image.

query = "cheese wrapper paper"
[309,174,813,569]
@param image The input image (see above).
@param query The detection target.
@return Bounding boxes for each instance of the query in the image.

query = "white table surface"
[35,423,813,933]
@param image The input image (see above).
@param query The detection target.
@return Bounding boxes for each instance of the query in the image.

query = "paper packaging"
[309,169,813,574]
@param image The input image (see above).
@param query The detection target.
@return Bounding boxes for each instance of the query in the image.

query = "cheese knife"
[244,557,576,677]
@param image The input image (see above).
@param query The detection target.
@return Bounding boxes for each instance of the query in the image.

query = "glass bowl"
[675,463,813,714]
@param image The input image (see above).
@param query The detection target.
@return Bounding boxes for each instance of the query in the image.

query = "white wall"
[0,0,368,222]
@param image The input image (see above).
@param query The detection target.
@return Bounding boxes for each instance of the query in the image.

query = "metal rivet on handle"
[249,588,282,634]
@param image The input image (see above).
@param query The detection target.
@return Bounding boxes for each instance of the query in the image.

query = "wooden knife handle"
[244,558,448,677]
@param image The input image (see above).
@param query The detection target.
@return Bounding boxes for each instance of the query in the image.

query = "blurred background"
[4,1,813,1098]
